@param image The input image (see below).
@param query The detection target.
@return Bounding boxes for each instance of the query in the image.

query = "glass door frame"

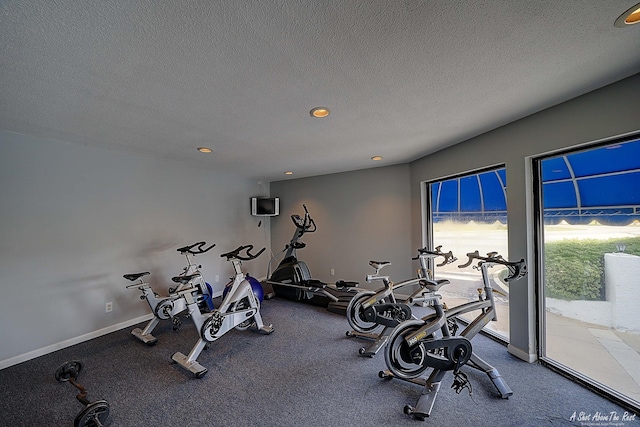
[532,132,640,413]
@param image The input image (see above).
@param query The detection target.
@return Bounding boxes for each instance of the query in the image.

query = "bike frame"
[381,251,526,420]
[171,245,274,378]
[360,248,451,311]
[125,242,215,345]
[346,247,455,357]
[126,275,189,344]
[407,259,499,344]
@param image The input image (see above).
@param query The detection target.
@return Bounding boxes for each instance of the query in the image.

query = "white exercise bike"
[171,244,274,378]
[124,241,215,345]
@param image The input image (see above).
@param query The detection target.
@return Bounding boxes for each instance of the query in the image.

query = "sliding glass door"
[536,136,640,410]
[426,166,510,340]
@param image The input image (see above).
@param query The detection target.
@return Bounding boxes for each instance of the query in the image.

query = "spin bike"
[380,250,527,420]
[171,244,274,378]
[266,204,359,315]
[124,242,215,345]
[345,246,456,357]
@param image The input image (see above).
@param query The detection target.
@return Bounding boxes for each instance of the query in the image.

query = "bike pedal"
[451,371,472,395]
[172,317,181,331]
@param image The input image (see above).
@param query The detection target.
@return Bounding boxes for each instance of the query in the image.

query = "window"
[535,135,640,411]
[426,166,510,340]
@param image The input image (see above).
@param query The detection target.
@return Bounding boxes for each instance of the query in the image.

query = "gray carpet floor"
[0,297,638,426]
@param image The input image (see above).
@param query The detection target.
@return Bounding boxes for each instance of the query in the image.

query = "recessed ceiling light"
[284,171,294,175]
[310,107,330,118]
[197,147,213,153]
[615,2,640,27]
[371,156,383,161]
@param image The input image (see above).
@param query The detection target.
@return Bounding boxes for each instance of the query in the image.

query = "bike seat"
[335,280,358,289]
[420,278,449,291]
[171,273,201,284]
[369,260,391,270]
[123,272,150,282]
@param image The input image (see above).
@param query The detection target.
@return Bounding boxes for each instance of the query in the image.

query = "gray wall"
[0,131,270,367]
[270,164,412,287]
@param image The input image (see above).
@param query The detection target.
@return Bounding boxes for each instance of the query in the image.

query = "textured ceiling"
[1,1,640,182]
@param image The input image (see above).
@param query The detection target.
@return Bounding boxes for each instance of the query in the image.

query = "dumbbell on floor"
[54,360,110,427]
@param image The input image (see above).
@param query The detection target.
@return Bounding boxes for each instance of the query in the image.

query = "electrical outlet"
[215,275,220,283]
[330,268,335,276]
[105,302,113,313]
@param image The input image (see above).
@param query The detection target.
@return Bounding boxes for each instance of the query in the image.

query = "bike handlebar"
[413,246,457,267]
[177,241,216,255]
[291,204,316,234]
[220,244,266,261]
[458,250,527,281]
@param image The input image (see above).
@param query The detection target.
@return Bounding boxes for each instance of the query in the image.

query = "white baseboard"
[0,314,153,371]
[508,343,538,363]
[2,279,275,371]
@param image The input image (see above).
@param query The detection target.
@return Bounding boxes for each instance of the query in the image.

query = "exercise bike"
[124,242,215,345]
[380,250,526,420]
[345,246,456,357]
[266,204,359,315]
[171,244,274,378]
